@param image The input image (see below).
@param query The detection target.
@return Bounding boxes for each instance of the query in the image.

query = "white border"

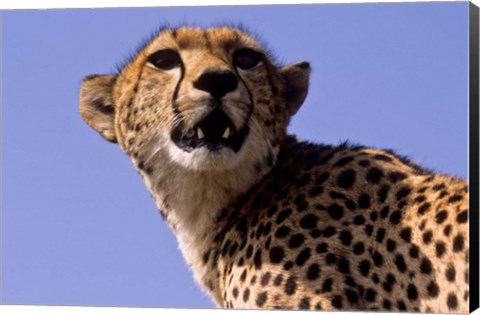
[0,0,479,10]
[1,1,478,315]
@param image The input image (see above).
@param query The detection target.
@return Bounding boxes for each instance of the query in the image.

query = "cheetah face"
[80,27,310,172]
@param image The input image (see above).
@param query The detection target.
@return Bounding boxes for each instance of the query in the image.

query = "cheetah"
[79,26,470,313]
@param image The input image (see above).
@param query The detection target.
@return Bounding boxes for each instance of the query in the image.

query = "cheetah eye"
[147,49,181,70]
[233,48,263,70]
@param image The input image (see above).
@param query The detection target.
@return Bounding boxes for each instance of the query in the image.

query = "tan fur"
[79,26,469,313]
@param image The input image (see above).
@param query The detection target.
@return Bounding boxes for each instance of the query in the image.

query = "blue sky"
[2,2,469,309]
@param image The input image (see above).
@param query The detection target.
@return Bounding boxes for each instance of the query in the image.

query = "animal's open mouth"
[171,107,247,153]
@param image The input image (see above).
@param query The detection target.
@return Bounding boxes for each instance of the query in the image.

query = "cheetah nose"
[193,70,238,99]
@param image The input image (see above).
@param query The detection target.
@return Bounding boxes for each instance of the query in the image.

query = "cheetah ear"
[280,61,311,116]
[79,74,118,143]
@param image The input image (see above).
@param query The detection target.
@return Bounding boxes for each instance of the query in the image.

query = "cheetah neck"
[136,144,274,301]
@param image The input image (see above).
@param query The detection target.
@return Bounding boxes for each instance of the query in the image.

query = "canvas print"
[2,2,478,314]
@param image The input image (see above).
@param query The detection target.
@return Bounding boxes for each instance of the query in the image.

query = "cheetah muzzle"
[79,26,470,313]
[171,106,248,153]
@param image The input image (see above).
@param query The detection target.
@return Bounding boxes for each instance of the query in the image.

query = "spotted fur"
[79,26,469,313]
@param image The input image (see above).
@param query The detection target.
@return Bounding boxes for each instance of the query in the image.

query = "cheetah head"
[80,26,310,173]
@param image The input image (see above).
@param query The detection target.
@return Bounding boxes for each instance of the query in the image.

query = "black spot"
[377,184,390,203]
[293,193,306,207]
[276,208,292,224]
[365,288,377,302]
[366,167,383,183]
[266,204,278,217]
[296,248,311,266]
[358,260,371,277]
[300,214,318,229]
[253,249,262,269]
[413,195,426,203]
[386,273,396,285]
[322,278,333,292]
[420,258,432,274]
[433,183,446,191]
[309,186,323,197]
[240,269,247,282]
[358,159,370,167]
[446,265,456,282]
[345,199,356,210]
[394,254,407,273]
[299,297,310,309]
[317,243,328,253]
[397,300,407,311]
[353,215,366,225]
[246,244,255,258]
[422,230,433,244]
[315,171,330,185]
[444,224,452,236]
[269,246,285,264]
[310,229,321,238]
[275,226,290,238]
[364,224,373,236]
[307,263,320,280]
[396,186,411,201]
[453,235,465,252]
[256,292,267,307]
[370,211,378,221]
[374,154,393,162]
[339,230,353,246]
[344,289,359,304]
[261,272,271,286]
[383,299,392,310]
[400,227,412,242]
[389,210,402,225]
[448,194,463,204]
[436,210,448,224]
[382,281,392,293]
[337,257,350,274]
[334,156,355,167]
[325,253,337,265]
[283,261,293,270]
[243,288,250,302]
[457,210,468,223]
[386,239,396,252]
[296,174,311,188]
[358,194,371,209]
[263,222,271,236]
[427,281,439,297]
[418,202,431,215]
[372,273,380,283]
[327,203,344,220]
[235,217,247,233]
[337,169,356,189]
[353,242,365,255]
[447,293,458,310]
[436,241,446,258]
[331,295,343,308]
[288,233,305,248]
[380,206,390,218]
[284,276,297,295]
[388,171,407,182]
[232,287,239,299]
[344,276,356,287]
[409,245,419,258]
[372,251,383,267]
[273,274,283,286]
[407,284,418,301]
[323,226,337,237]
[376,228,386,243]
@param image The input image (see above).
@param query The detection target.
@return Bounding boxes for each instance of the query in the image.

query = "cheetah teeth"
[197,127,205,139]
[222,127,231,139]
